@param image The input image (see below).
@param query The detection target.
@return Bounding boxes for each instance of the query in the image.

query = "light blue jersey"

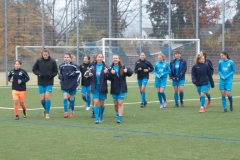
[153,61,171,78]
[96,64,103,85]
[154,61,171,88]
[113,65,119,77]
[174,59,180,77]
[217,59,236,84]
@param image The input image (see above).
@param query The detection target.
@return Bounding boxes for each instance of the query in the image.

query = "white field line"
[1,96,240,111]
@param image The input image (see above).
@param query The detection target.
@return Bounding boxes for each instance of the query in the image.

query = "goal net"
[101,38,200,74]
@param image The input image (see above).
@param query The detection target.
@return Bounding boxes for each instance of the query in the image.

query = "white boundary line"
[1,96,240,111]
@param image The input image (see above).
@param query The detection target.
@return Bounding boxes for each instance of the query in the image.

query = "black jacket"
[8,68,30,91]
[32,56,58,86]
[191,63,214,88]
[169,58,187,80]
[79,63,91,86]
[108,64,133,94]
[58,62,81,90]
[206,59,214,75]
[84,62,109,94]
[134,59,153,80]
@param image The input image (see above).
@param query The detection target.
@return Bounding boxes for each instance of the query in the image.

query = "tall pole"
[108,0,112,64]
[139,0,142,54]
[168,0,171,62]
[196,0,199,54]
[76,0,79,65]
[41,0,45,48]
[66,0,68,52]
[4,0,8,86]
[222,0,225,51]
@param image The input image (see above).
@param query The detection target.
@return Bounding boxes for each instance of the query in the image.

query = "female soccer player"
[134,52,153,107]
[32,48,58,119]
[84,53,109,124]
[79,56,91,111]
[191,54,214,113]
[154,53,171,108]
[59,53,81,118]
[200,51,214,107]
[108,55,133,123]
[217,51,236,112]
[169,51,187,107]
[8,60,30,120]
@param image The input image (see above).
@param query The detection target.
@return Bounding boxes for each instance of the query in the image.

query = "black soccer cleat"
[14,115,19,120]
[223,109,227,113]
[144,101,147,107]
[174,104,179,108]
[140,103,144,108]
[91,111,95,118]
[180,101,184,107]
[23,110,27,118]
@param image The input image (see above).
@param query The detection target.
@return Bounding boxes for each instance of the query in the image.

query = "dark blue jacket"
[191,63,214,88]
[169,58,187,80]
[206,59,214,75]
[8,68,30,91]
[108,63,133,95]
[58,62,81,90]
[84,62,109,94]
[134,59,153,80]
[32,56,58,86]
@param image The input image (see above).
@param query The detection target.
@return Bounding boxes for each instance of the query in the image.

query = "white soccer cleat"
[86,107,90,111]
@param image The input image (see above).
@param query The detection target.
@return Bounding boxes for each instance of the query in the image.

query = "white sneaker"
[160,104,164,109]
[86,107,90,111]
[163,101,167,108]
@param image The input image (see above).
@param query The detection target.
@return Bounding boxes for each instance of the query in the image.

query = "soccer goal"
[101,38,200,74]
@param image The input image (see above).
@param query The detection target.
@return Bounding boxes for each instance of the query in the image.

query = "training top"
[191,63,214,88]
[79,63,90,86]
[8,68,30,91]
[169,58,187,80]
[153,61,171,78]
[217,59,236,84]
[134,59,153,80]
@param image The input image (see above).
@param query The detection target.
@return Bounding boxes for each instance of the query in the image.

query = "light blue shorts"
[172,80,185,86]
[82,85,91,95]
[137,78,148,86]
[219,82,232,92]
[62,89,77,96]
[92,85,107,100]
[154,77,167,88]
[196,85,208,95]
[38,85,53,94]
[206,81,211,90]
[112,92,126,101]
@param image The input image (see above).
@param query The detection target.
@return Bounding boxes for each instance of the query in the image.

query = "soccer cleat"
[140,103,144,108]
[45,114,50,119]
[14,115,19,120]
[117,120,121,123]
[99,118,103,123]
[206,101,211,108]
[64,113,68,118]
[160,104,164,109]
[180,101,184,107]
[86,107,90,111]
[91,111,95,118]
[163,101,167,108]
[70,112,74,117]
[144,101,147,107]
[230,104,234,111]
[174,104,179,108]
[199,107,206,113]
[95,120,99,124]
[223,109,227,113]
[42,110,46,117]
[23,110,27,118]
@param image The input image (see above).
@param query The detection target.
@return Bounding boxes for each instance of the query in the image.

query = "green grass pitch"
[0,79,240,160]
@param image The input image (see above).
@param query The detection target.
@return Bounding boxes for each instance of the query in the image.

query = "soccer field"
[1,78,240,160]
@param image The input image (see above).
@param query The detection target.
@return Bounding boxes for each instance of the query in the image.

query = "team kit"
[8,49,236,124]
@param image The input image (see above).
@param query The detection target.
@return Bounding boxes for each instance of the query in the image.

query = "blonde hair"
[158,53,165,61]
[194,54,204,64]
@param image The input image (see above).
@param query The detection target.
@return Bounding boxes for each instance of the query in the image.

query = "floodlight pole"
[196,0,199,54]
[5,0,8,86]
[76,0,79,65]
[168,0,171,62]
[41,0,45,48]
[222,0,225,51]
[139,0,142,54]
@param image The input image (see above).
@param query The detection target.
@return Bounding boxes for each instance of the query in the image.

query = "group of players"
[7,48,236,124]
